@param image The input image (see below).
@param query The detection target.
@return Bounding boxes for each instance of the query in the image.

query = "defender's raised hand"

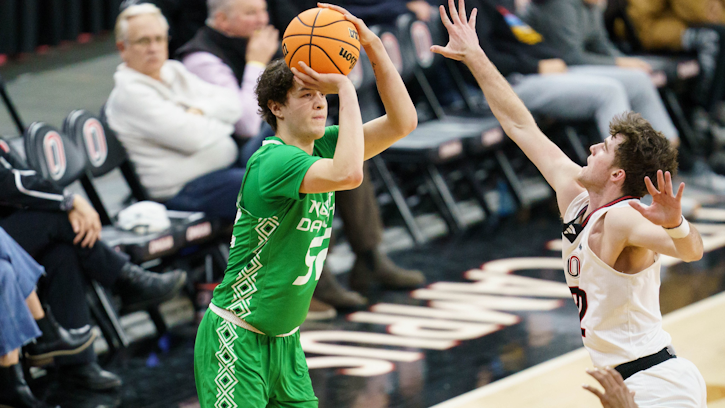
[629,170,684,229]
[317,3,378,47]
[430,0,480,62]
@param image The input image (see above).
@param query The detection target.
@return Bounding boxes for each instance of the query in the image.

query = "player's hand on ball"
[583,368,638,408]
[292,61,351,95]
[317,3,378,46]
[629,170,684,229]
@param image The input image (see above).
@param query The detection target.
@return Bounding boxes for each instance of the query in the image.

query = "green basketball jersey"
[211,126,339,336]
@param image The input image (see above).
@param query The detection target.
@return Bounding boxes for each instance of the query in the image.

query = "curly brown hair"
[256,59,295,132]
[610,112,678,198]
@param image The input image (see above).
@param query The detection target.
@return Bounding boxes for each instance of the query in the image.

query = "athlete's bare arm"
[294,68,365,194]
[320,3,418,160]
[431,0,584,213]
[604,171,703,264]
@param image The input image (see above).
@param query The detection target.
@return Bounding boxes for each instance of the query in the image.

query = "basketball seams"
[283,8,360,75]
[308,20,354,29]
[281,34,360,53]
[310,44,343,74]
[286,44,309,72]
[309,9,321,72]
[295,15,313,28]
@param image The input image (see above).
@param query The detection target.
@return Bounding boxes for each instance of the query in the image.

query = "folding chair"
[63,109,226,266]
[18,122,129,360]
[360,23,506,238]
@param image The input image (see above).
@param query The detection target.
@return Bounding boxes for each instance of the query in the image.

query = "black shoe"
[58,362,123,391]
[0,363,59,408]
[115,263,187,310]
[23,306,96,367]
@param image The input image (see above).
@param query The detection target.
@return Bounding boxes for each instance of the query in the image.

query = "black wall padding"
[84,0,104,34]
[0,0,18,55]
[18,0,39,53]
[38,0,63,46]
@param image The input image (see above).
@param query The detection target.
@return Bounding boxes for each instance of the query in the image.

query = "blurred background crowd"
[2,0,725,406]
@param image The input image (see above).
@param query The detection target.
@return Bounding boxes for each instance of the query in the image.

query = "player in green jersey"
[194,3,418,407]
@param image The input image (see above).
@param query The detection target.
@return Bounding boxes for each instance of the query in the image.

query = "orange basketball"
[282,8,360,75]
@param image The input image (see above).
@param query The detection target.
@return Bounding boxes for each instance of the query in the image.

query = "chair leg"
[564,126,589,165]
[494,149,527,209]
[425,164,466,234]
[371,156,426,245]
[86,281,128,362]
[146,306,167,336]
[662,88,701,152]
[461,159,492,218]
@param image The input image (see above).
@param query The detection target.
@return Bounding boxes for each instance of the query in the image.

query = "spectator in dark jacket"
[461,0,679,143]
[0,142,186,391]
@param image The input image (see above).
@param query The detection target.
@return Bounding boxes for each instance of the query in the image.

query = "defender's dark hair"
[256,59,295,132]
[610,112,678,198]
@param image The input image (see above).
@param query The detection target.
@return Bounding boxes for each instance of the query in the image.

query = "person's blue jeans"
[164,168,246,223]
[165,125,275,222]
[0,227,44,356]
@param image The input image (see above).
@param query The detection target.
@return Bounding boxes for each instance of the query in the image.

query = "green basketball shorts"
[194,309,318,408]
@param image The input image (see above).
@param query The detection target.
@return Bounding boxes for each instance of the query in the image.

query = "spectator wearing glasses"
[106,3,244,222]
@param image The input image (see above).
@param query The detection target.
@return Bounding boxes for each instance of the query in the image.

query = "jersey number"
[293,227,332,286]
[569,286,588,337]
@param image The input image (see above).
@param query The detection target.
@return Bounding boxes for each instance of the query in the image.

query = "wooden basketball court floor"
[433,287,725,408]
[427,206,725,407]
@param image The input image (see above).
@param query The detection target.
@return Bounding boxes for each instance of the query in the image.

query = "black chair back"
[0,137,28,166]
[371,25,410,79]
[63,109,128,178]
[349,48,376,93]
[396,13,439,72]
[24,122,86,188]
[97,106,151,202]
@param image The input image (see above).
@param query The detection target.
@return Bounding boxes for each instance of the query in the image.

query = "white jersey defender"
[563,192,707,407]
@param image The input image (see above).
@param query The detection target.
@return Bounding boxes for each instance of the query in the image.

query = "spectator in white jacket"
[105,3,244,222]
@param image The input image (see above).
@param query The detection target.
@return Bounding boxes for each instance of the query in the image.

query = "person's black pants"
[0,211,129,365]
[685,24,725,114]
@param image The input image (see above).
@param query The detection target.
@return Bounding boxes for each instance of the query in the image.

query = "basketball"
[282,8,360,76]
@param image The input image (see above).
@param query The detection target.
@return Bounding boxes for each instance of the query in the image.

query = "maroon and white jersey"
[562,192,671,368]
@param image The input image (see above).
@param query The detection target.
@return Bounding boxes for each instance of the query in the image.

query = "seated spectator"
[193,0,426,317]
[518,0,679,141]
[523,0,652,71]
[625,0,725,122]
[338,0,435,25]
[178,0,278,140]
[105,3,244,222]
[521,0,725,191]
[456,0,672,142]
[0,144,187,391]
[0,227,95,408]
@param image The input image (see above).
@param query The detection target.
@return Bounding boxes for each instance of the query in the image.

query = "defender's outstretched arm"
[432,0,584,211]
